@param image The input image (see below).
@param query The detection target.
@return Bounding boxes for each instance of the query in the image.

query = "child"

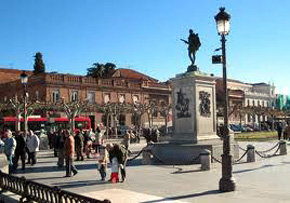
[97,145,108,181]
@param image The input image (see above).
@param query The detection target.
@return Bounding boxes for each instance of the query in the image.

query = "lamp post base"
[219,177,236,192]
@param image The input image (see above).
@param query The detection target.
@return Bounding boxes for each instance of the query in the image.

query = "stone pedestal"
[150,71,239,164]
[171,71,218,143]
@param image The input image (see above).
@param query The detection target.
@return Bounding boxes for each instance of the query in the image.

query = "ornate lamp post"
[20,71,28,135]
[215,7,236,192]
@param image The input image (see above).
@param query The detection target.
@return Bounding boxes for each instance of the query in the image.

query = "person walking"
[97,144,108,181]
[122,130,131,150]
[3,130,16,174]
[285,122,290,141]
[277,122,283,140]
[84,130,93,159]
[95,129,104,153]
[74,131,84,161]
[64,130,78,177]
[26,130,40,166]
[55,130,65,167]
[13,132,26,170]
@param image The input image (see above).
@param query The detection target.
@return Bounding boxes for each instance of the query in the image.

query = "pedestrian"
[285,122,290,141]
[84,130,93,159]
[74,130,84,161]
[107,143,128,183]
[3,130,16,174]
[55,130,65,167]
[64,129,78,177]
[97,144,108,181]
[277,122,283,140]
[26,130,40,166]
[13,131,26,170]
[122,130,131,150]
[95,129,104,153]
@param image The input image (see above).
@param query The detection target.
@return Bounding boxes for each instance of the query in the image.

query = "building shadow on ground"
[52,179,111,189]
[14,163,98,174]
[233,164,274,174]
[140,190,220,203]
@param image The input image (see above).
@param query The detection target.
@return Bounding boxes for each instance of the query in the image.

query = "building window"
[104,93,110,104]
[71,91,78,102]
[52,90,60,103]
[133,95,139,104]
[262,101,265,107]
[252,100,255,106]
[247,100,250,107]
[87,92,95,104]
[119,94,125,103]
[258,100,260,107]
[35,91,39,101]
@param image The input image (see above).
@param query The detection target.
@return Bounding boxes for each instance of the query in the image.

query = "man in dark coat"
[75,131,84,161]
[277,122,283,140]
[13,132,26,170]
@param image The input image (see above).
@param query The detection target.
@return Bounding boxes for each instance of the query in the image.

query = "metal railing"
[0,171,110,203]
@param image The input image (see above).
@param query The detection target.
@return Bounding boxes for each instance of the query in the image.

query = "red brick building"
[0,68,172,130]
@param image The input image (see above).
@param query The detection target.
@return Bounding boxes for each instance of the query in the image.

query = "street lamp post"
[215,7,236,192]
[20,71,28,135]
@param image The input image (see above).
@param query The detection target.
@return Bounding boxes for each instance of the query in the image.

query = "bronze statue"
[181,29,201,66]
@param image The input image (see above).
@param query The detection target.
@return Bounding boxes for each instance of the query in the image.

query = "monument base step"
[150,137,239,165]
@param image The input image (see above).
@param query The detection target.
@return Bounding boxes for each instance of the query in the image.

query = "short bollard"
[142,150,152,165]
[247,144,255,162]
[279,140,287,155]
[200,150,211,171]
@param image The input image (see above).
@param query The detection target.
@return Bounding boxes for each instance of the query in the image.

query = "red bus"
[0,116,91,132]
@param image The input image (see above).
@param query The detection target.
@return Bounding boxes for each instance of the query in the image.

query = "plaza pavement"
[3,139,290,203]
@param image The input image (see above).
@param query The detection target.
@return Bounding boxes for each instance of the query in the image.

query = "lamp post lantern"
[20,71,28,135]
[215,7,236,192]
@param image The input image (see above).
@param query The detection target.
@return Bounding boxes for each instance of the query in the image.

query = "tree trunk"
[69,117,75,133]
[16,109,21,131]
[147,113,151,128]
[106,114,109,139]
[258,115,262,131]
[165,116,168,134]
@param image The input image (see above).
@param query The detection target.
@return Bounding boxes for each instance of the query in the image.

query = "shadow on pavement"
[15,163,97,174]
[29,176,66,181]
[171,167,202,174]
[233,164,274,174]
[140,190,220,203]
[52,179,111,189]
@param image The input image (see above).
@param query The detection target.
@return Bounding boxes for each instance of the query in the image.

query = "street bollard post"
[200,149,211,171]
[279,140,287,155]
[247,144,255,162]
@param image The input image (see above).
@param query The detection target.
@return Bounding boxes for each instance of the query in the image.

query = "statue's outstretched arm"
[180,39,188,44]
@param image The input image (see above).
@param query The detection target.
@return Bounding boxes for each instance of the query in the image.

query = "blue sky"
[0,0,289,94]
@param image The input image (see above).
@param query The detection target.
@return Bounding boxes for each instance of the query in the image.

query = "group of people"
[0,129,40,174]
[277,122,290,140]
[1,125,160,182]
[49,127,129,182]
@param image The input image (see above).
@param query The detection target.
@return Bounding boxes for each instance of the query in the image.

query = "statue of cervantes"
[181,29,201,66]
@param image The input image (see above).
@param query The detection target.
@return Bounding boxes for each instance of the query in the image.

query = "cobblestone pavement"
[7,139,290,203]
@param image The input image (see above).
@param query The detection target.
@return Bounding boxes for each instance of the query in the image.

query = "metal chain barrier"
[256,142,280,154]
[255,144,281,159]
[211,155,222,164]
[127,149,144,161]
[148,150,201,165]
[234,148,249,163]
[238,145,247,152]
